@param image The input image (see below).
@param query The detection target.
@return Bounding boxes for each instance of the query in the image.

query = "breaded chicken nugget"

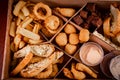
[69,33,79,45]
[64,24,76,34]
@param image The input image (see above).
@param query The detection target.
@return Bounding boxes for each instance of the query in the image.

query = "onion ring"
[33,2,52,20]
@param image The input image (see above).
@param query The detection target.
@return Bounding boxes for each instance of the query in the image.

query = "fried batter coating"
[71,63,86,79]
[64,24,76,34]
[63,68,74,79]
[65,43,77,55]
[49,64,58,78]
[55,32,67,46]
[76,63,97,78]
[69,33,79,45]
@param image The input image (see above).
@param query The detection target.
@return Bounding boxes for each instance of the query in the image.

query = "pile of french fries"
[10,1,43,52]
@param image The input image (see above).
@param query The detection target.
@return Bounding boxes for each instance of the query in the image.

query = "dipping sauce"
[79,42,104,66]
[110,55,120,80]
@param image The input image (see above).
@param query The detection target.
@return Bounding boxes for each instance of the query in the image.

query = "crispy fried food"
[21,6,30,16]
[14,34,22,51]
[63,68,74,79]
[53,56,64,64]
[33,23,42,34]
[56,7,75,17]
[41,27,54,37]
[64,24,76,34]
[35,64,52,79]
[65,43,77,55]
[10,42,15,52]
[18,27,40,40]
[10,21,16,37]
[71,63,86,79]
[76,63,97,78]
[18,11,26,20]
[30,44,55,57]
[19,41,26,49]
[33,2,52,20]
[28,39,43,45]
[29,56,44,64]
[110,5,120,35]
[69,33,79,45]
[13,0,26,16]
[21,17,33,28]
[23,37,29,43]
[25,24,33,31]
[49,64,58,78]
[14,45,31,58]
[16,17,21,26]
[10,52,33,76]
[79,29,90,43]
[103,17,114,37]
[44,15,60,30]
[55,32,67,46]
[20,51,63,77]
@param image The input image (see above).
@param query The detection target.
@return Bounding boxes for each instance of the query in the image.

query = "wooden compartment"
[2,0,120,80]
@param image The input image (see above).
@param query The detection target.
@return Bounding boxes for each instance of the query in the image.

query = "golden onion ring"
[33,2,52,20]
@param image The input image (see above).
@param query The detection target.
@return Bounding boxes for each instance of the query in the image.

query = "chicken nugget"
[64,24,76,34]
[69,33,79,45]
[65,43,77,55]
[79,29,90,43]
[55,32,67,46]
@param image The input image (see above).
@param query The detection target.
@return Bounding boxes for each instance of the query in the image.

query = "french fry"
[32,24,41,34]
[16,17,21,26]
[26,24,33,31]
[10,42,15,52]
[18,27,40,40]
[23,37,29,43]
[21,6,30,16]
[21,17,33,28]
[14,34,22,51]
[19,41,26,49]
[13,1,26,16]
[10,21,16,37]
[18,11,25,20]
[29,39,42,44]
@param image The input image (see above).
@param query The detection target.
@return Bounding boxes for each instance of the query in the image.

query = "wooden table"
[0,0,8,79]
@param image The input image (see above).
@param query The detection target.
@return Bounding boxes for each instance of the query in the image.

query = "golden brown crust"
[49,64,58,78]
[69,33,79,45]
[10,52,33,76]
[55,32,67,46]
[64,24,76,34]
[63,68,74,79]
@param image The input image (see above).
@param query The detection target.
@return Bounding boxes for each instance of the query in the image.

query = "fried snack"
[63,68,74,79]
[14,45,31,58]
[19,41,26,49]
[23,37,29,43]
[64,24,76,34]
[30,44,55,57]
[10,21,16,37]
[49,64,58,78]
[52,56,64,64]
[33,2,52,20]
[41,27,54,37]
[56,7,75,17]
[103,17,114,37]
[28,39,43,45]
[29,56,44,64]
[35,64,52,79]
[55,32,67,46]
[21,6,30,16]
[14,34,22,51]
[33,23,42,34]
[13,0,26,16]
[20,51,64,77]
[69,33,79,45]
[65,43,77,55]
[16,17,21,26]
[110,5,120,35]
[21,17,33,28]
[79,29,90,43]
[71,63,86,79]
[25,24,33,31]
[76,63,97,78]
[18,27,40,40]
[44,15,60,30]
[10,42,15,52]
[10,52,33,76]
[18,11,26,20]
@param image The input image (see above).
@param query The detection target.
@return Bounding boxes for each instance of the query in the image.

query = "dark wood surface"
[0,0,8,79]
